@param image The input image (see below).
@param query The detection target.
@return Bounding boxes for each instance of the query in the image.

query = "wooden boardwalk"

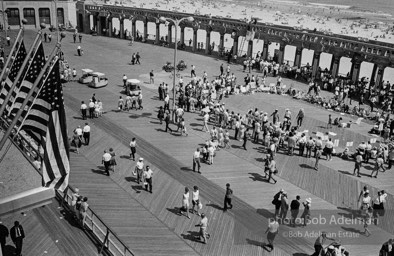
[0,199,100,256]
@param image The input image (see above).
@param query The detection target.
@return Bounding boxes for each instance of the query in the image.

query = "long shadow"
[60,208,82,228]
[167,207,182,216]
[131,184,145,193]
[125,176,137,183]
[245,238,267,249]
[181,167,193,172]
[249,172,267,182]
[299,163,314,169]
[337,207,360,219]
[91,168,106,175]
[149,121,161,124]
[231,144,242,149]
[256,208,275,219]
[205,203,223,211]
[154,128,166,133]
[189,123,201,127]
[255,157,266,163]
[73,116,84,120]
[180,230,202,243]
[120,155,131,159]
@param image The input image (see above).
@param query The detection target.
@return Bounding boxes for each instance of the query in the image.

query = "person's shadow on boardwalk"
[181,231,204,243]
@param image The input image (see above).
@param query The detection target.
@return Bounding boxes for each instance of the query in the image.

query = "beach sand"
[101,0,394,44]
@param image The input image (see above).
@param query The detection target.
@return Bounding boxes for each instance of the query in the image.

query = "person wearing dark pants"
[0,223,9,256]
[102,150,111,176]
[143,166,153,193]
[89,100,95,118]
[223,183,233,211]
[296,108,304,127]
[242,129,249,150]
[135,158,144,184]
[290,196,300,227]
[193,148,201,173]
[265,218,279,252]
[10,221,25,256]
[164,114,173,133]
[81,101,87,120]
[83,123,90,145]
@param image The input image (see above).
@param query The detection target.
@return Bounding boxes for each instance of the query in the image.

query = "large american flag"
[8,42,46,119]
[0,41,27,108]
[22,58,70,192]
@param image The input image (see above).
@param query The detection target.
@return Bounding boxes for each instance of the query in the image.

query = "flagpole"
[0,24,44,118]
[0,41,62,151]
[0,21,25,82]
[15,55,59,135]
[1,0,7,38]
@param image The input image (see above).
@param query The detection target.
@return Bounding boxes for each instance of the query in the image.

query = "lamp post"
[159,16,194,121]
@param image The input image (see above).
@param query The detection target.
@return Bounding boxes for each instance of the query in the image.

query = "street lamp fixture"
[159,16,194,121]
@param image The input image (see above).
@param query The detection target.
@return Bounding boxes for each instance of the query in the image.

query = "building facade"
[3,0,76,29]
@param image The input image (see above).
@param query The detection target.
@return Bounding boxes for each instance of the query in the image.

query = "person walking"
[223,183,233,211]
[242,128,249,150]
[272,189,283,218]
[371,155,385,178]
[83,123,90,145]
[191,186,200,215]
[137,92,143,110]
[195,213,209,244]
[0,222,9,256]
[314,149,321,171]
[149,70,154,84]
[191,65,196,77]
[135,52,141,64]
[72,130,82,154]
[129,138,137,160]
[290,195,301,227]
[10,221,25,256]
[193,148,201,173]
[143,166,153,193]
[180,187,191,219]
[266,157,278,184]
[122,74,127,87]
[79,34,83,43]
[202,112,210,132]
[80,101,87,120]
[135,158,144,184]
[109,148,117,172]
[102,150,111,176]
[157,106,165,124]
[164,113,173,133]
[296,108,304,127]
[353,152,363,177]
[312,231,335,256]
[264,217,279,252]
[79,197,89,229]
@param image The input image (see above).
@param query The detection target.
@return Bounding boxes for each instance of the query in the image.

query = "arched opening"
[338,57,352,77]
[210,31,220,52]
[253,37,264,58]
[383,67,394,84]
[135,20,144,38]
[319,52,332,71]
[57,8,64,26]
[223,33,233,53]
[300,48,313,67]
[359,62,374,87]
[124,19,132,38]
[196,29,206,51]
[284,45,296,66]
[267,42,279,62]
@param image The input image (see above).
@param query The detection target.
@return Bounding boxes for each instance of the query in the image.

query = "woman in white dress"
[191,186,200,216]
[180,187,191,219]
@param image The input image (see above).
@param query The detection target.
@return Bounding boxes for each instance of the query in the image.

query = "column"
[155,22,160,44]
[232,35,239,56]
[311,51,321,79]
[96,15,101,36]
[120,19,124,39]
[192,28,198,52]
[180,26,185,45]
[83,14,90,34]
[247,40,253,58]
[205,30,211,54]
[132,20,136,38]
[143,20,148,41]
[350,59,362,82]
[330,55,340,78]
[107,18,112,37]
[374,65,385,89]
[294,47,302,67]
[277,44,285,64]
[219,33,225,54]
[167,24,172,45]
[262,41,269,60]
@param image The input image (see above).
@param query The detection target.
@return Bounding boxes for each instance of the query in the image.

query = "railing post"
[100,229,110,254]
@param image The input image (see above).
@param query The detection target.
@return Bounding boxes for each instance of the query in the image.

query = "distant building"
[3,0,76,29]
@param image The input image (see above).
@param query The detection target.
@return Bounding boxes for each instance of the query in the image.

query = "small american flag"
[0,41,27,108]
[22,58,70,192]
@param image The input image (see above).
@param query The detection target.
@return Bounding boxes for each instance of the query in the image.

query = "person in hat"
[301,198,311,226]
[312,231,335,256]
[135,158,144,184]
[195,213,209,244]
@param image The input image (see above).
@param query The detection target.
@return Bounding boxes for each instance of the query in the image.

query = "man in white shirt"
[265,217,279,252]
[88,100,95,119]
[83,123,91,145]
[193,148,201,173]
[75,125,83,141]
[325,138,334,161]
[102,150,112,176]
[135,158,144,184]
[122,74,127,87]
[80,101,87,120]
[143,165,153,193]
[202,113,210,132]
[195,213,209,244]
